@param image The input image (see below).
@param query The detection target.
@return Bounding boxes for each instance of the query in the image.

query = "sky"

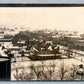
[0,0,84,3]
[0,7,84,32]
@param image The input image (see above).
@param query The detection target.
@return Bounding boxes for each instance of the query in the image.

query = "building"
[0,29,12,48]
[75,40,84,50]
[0,29,4,39]
[65,35,81,42]
[64,35,84,50]
[0,39,12,48]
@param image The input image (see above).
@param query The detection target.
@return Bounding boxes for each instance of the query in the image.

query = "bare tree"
[58,59,68,80]
[70,64,78,80]
[13,68,19,81]
[13,61,56,80]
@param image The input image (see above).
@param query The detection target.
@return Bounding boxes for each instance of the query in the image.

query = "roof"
[0,47,8,58]
[77,40,84,42]
[9,46,20,50]
[17,41,25,44]
[0,39,12,42]
[66,35,81,38]
[0,32,4,34]
[0,58,9,61]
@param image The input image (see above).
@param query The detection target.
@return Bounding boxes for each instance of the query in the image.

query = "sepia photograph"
[0,6,84,81]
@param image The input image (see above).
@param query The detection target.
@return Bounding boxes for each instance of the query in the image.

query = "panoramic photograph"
[0,7,84,81]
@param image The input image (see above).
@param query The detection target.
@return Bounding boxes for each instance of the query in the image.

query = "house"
[0,39,12,48]
[8,46,20,51]
[46,41,53,45]
[17,40,26,47]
